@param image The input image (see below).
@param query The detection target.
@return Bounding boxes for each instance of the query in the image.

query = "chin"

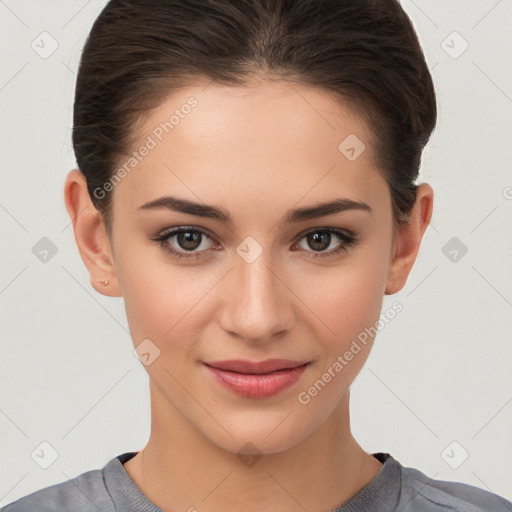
[202,409,317,457]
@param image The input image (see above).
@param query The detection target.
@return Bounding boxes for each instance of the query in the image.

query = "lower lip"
[204,363,309,399]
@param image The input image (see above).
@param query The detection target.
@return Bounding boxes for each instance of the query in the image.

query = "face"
[81,77,407,455]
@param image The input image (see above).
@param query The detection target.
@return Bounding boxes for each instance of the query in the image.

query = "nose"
[218,248,295,344]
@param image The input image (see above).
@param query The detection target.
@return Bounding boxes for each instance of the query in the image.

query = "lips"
[203,359,309,399]
[205,359,307,374]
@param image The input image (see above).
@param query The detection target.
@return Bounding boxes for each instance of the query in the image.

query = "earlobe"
[385,183,434,295]
[63,169,122,297]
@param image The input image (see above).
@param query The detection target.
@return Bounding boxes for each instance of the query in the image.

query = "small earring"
[100,280,110,286]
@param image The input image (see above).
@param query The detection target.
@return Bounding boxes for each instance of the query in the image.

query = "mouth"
[203,359,310,399]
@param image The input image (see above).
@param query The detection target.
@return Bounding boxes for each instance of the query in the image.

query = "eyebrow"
[137,195,371,223]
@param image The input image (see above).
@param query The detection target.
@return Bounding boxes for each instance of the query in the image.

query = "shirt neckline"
[104,451,402,512]
[333,452,402,511]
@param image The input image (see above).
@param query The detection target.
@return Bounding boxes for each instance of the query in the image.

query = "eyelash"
[150,226,358,260]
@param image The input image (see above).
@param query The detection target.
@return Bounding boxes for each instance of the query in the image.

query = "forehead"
[140,77,373,154]
[113,78,387,215]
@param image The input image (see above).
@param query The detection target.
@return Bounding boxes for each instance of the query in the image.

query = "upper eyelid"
[294,225,355,239]
[158,225,214,239]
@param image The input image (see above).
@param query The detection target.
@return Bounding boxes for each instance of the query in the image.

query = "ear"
[385,183,433,295]
[63,169,122,297]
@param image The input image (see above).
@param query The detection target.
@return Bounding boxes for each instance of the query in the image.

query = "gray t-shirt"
[2,452,510,511]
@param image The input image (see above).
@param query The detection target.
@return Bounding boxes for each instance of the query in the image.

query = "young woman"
[3,0,510,511]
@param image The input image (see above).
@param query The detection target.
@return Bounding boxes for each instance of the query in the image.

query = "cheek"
[118,246,219,348]
[294,248,390,349]
[293,252,390,411]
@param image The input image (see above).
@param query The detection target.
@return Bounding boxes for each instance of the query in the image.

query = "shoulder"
[0,466,113,512]
[399,462,512,512]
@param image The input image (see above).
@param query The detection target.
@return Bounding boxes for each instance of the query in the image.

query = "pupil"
[178,231,201,250]
[308,232,330,251]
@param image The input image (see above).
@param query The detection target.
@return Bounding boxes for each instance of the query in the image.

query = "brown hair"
[72,0,436,235]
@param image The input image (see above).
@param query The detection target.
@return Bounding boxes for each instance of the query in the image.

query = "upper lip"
[204,359,308,374]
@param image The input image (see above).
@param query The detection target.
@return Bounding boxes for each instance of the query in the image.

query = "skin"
[64,75,433,512]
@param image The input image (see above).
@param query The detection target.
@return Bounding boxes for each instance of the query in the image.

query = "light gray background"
[1,0,511,507]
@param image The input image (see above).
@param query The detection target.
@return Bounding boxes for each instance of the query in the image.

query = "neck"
[123,386,382,512]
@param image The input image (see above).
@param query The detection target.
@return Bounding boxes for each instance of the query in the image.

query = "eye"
[150,226,218,259]
[151,226,358,261]
[293,228,357,259]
